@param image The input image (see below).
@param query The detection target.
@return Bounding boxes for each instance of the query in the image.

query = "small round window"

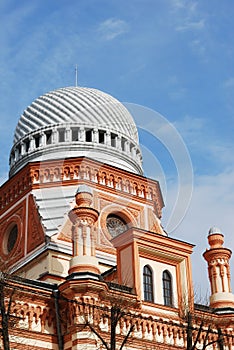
[7,225,18,253]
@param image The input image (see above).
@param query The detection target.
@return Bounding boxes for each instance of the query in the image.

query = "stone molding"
[1,157,164,218]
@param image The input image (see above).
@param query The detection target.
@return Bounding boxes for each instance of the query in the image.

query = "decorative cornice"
[203,247,232,263]
[1,157,164,218]
[0,166,32,214]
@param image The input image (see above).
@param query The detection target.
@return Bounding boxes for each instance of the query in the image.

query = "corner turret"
[203,227,234,310]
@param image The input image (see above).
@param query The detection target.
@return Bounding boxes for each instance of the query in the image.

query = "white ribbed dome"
[14,87,138,144]
[10,87,143,176]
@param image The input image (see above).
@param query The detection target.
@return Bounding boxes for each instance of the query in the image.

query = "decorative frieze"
[1,158,164,218]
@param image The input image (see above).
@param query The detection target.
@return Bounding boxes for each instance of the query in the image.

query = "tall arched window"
[162,270,173,307]
[143,265,154,302]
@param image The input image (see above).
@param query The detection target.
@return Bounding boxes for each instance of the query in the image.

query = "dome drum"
[9,123,142,177]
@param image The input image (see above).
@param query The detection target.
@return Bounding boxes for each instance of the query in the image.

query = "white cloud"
[170,0,198,13]
[170,0,185,9]
[176,19,205,32]
[169,0,206,33]
[170,0,198,14]
[168,87,187,100]
[97,18,129,41]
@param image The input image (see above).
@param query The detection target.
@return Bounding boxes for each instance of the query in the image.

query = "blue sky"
[1,0,234,296]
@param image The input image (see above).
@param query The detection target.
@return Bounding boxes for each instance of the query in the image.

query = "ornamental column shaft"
[68,185,100,276]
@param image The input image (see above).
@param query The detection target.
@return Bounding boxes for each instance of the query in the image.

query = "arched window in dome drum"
[25,139,30,152]
[99,130,105,144]
[162,270,173,307]
[111,133,117,147]
[86,129,92,142]
[143,265,154,302]
[46,131,52,145]
[59,129,65,142]
[72,128,79,141]
[35,134,40,148]
[121,137,127,151]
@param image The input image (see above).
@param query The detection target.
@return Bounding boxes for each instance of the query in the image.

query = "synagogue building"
[0,86,233,349]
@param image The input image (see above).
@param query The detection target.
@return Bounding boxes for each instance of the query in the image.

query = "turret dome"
[9,87,143,176]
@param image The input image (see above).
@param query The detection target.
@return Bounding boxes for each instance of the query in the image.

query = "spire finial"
[75,64,78,87]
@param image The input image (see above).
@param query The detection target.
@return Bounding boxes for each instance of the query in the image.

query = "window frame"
[162,270,173,307]
[143,265,154,303]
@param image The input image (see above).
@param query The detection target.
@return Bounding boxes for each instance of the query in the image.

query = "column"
[105,131,111,146]
[52,127,58,144]
[116,135,122,150]
[20,141,26,156]
[29,135,36,152]
[39,131,46,147]
[79,127,85,141]
[93,128,98,143]
[65,126,71,142]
